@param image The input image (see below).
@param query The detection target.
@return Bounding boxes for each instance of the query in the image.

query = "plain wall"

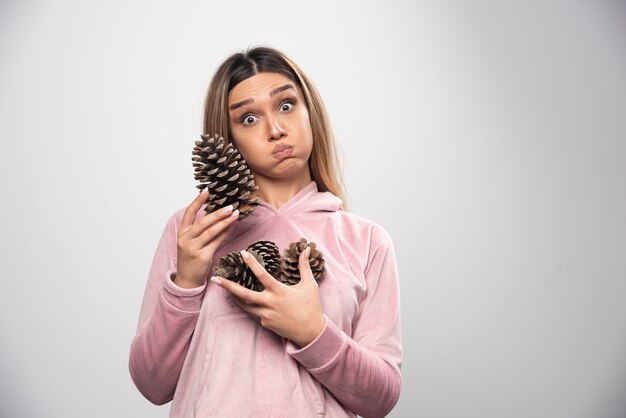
[1,0,625,417]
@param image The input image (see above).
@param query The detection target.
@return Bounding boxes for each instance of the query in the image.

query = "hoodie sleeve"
[286,225,403,418]
[128,212,207,405]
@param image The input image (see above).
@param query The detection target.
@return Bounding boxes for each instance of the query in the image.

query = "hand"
[174,191,240,288]
[211,248,326,348]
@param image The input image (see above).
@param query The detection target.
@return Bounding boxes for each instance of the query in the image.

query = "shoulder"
[331,211,394,276]
[334,210,393,250]
[325,210,397,282]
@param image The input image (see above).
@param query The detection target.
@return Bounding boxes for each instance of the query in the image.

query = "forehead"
[228,72,298,104]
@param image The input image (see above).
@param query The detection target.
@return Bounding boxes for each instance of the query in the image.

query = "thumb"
[298,246,314,284]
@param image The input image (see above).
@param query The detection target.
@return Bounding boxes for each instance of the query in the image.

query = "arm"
[129,193,238,404]
[128,213,207,405]
[286,228,403,418]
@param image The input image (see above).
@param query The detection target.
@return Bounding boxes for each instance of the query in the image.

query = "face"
[227,72,313,182]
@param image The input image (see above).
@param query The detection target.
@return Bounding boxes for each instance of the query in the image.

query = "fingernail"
[221,205,233,214]
[229,209,239,219]
[305,247,311,258]
[210,276,222,285]
[240,250,250,260]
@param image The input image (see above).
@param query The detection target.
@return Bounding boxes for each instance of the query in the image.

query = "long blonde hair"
[202,45,347,209]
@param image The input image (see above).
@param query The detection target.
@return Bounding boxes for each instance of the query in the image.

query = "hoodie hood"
[220,181,343,245]
[254,181,343,217]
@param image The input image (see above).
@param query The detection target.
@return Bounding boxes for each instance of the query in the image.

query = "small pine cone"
[213,240,281,292]
[279,238,325,285]
[192,133,260,219]
[213,251,259,291]
[246,240,281,280]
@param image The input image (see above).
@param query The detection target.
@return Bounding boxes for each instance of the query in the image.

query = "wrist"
[173,273,205,289]
[293,314,326,348]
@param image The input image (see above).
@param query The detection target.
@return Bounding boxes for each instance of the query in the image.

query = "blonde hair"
[202,45,347,209]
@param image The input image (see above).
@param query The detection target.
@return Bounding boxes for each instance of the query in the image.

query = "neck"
[254,171,313,209]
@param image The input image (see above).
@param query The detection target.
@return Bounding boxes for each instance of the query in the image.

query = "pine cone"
[192,133,260,219]
[279,238,325,285]
[247,240,282,280]
[213,240,281,292]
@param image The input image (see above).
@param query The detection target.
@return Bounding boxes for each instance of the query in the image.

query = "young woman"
[129,46,402,418]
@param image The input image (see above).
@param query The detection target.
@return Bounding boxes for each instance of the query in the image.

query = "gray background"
[1,0,625,417]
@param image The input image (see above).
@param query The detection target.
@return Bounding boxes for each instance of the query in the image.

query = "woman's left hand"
[211,248,326,348]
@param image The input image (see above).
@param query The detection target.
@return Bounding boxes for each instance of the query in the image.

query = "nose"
[267,114,286,141]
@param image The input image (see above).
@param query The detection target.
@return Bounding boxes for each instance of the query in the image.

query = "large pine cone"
[213,240,281,292]
[192,133,260,219]
[279,238,325,285]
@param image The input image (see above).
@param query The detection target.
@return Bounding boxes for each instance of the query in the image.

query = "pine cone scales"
[192,133,260,219]
[214,240,281,292]
[280,238,325,285]
[213,252,256,289]
[214,238,325,292]
[248,240,282,279]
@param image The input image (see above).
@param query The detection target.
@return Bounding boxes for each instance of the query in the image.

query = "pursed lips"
[272,144,293,154]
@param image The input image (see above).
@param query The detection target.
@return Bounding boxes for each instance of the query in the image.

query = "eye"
[241,114,257,125]
[239,99,295,125]
[280,100,295,112]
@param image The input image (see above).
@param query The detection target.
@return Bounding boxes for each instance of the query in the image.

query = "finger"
[202,221,236,252]
[195,208,239,246]
[232,296,264,316]
[240,250,281,291]
[210,275,264,304]
[188,204,237,239]
[181,191,209,230]
[296,246,315,285]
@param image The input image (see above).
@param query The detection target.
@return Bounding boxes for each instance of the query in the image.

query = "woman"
[129,46,402,418]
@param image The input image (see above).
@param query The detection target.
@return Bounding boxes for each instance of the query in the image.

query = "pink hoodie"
[129,181,402,417]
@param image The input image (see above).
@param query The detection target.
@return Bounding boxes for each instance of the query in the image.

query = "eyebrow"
[228,83,295,112]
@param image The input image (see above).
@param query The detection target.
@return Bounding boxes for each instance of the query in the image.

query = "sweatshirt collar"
[248,181,343,220]
[223,181,343,245]
[258,181,319,215]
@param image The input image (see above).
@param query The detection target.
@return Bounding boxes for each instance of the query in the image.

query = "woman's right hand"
[174,191,240,288]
